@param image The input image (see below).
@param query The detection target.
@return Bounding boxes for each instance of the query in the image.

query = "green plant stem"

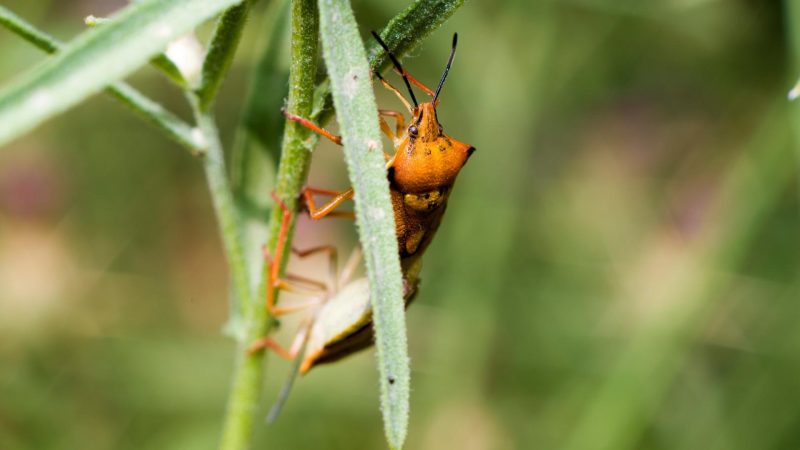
[0,6,57,52]
[108,83,202,153]
[263,0,319,291]
[192,96,253,335]
[218,0,319,447]
[0,6,201,153]
[191,96,259,450]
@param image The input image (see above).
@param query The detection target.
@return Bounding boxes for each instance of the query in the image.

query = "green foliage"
[0,0,242,146]
[368,0,465,71]
[197,1,253,110]
[317,0,408,447]
[0,6,58,52]
[231,0,290,213]
[8,2,798,450]
[0,5,200,151]
[312,0,465,126]
[218,0,320,448]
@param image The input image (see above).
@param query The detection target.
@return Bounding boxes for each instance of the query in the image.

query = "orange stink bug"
[249,32,474,375]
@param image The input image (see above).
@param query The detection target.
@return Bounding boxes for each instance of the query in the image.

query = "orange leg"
[248,320,309,357]
[248,338,295,358]
[393,68,445,107]
[253,240,342,357]
[397,68,435,98]
[373,71,413,113]
[292,245,339,293]
[262,253,328,299]
[265,229,340,316]
[284,101,403,222]
[281,110,355,219]
[283,272,326,291]
[283,110,342,145]
[302,186,356,220]
[263,271,325,315]
[380,109,406,135]
[379,109,406,148]
[266,192,294,316]
[378,115,395,144]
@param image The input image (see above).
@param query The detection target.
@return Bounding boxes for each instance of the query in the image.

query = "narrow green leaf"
[368,0,466,72]
[0,6,200,152]
[311,0,465,125]
[317,0,409,448]
[0,0,243,147]
[197,0,253,110]
[150,54,188,87]
[82,13,188,87]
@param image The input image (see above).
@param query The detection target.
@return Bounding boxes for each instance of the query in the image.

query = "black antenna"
[371,30,418,108]
[433,33,458,107]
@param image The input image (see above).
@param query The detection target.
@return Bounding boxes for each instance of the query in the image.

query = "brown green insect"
[249,32,474,376]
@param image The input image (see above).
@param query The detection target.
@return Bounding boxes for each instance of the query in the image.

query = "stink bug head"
[386,32,474,193]
[410,102,442,143]
[392,102,475,193]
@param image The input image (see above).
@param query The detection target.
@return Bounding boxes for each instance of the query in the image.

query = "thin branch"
[191,95,252,327]
[0,6,58,52]
[0,6,201,153]
[218,0,319,447]
[0,0,242,148]
[108,83,202,154]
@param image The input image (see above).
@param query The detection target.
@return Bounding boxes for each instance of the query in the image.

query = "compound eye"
[408,125,418,137]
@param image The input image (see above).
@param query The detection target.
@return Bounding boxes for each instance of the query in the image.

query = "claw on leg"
[248,337,295,359]
[265,193,293,316]
[282,109,342,145]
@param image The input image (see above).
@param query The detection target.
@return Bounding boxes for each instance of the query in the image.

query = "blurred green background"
[2,0,800,449]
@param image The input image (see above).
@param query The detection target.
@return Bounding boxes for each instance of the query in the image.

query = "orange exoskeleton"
[301,32,474,280]
[249,32,474,377]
